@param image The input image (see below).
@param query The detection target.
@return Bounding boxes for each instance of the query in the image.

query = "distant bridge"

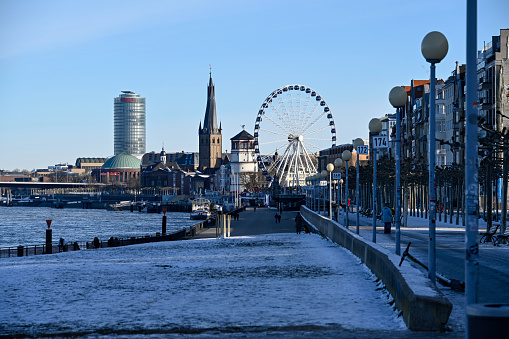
[0,182,105,190]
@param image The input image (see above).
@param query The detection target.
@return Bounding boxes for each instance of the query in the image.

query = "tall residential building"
[198,73,222,172]
[477,29,509,133]
[114,91,146,155]
[443,62,466,165]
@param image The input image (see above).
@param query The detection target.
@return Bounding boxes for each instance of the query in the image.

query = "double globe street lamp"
[342,150,352,228]
[422,31,448,285]
[353,138,365,234]
[334,157,343,222]
[389,86,407,255]
[326,163,335,219]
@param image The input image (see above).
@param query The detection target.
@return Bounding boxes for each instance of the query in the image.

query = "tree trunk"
[487,159,493,230]
[502,149,508,234]
[456,180,460,225]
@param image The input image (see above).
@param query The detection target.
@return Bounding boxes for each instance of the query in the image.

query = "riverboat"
[190,198,211,220]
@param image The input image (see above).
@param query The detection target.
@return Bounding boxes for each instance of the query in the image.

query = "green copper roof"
[101,153,141,169]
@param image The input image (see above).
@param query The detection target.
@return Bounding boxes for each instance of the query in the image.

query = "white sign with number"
[372,136,389,149]
[332,173,342,180]
[356,145,368,154]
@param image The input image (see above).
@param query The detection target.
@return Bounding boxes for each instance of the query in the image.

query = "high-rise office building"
[114,91,146,155]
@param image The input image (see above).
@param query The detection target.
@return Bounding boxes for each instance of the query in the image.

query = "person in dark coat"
[93,237,100,248]
[382,203,393,234]
[58,238,65,252]
[295,212,303,234]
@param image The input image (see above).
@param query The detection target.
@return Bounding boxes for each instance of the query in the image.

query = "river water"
[0,207,197,248]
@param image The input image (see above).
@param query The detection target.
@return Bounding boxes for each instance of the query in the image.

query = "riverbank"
[0,207,197,249]
[1,231,417,338]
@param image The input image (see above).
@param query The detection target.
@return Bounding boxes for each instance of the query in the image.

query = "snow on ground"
[0,233,407,337]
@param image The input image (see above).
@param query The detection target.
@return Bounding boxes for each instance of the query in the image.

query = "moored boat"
[190,198,211,220]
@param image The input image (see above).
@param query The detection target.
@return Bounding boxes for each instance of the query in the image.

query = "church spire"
[203,67,218,134]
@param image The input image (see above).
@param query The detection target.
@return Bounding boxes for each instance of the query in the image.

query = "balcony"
[479,97,493,109]
[479,77,493,90]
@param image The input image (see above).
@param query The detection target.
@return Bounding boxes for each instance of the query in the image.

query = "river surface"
[0,207,197,248]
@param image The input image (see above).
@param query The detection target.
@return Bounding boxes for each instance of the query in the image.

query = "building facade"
[229,130,258,192]
[140,148,214,195]
[198,74,222,172]
[93,153,141,184]
[114,91,146,155]
[477,29,509,133]
[141,151,198,172]
[443,62,466,165]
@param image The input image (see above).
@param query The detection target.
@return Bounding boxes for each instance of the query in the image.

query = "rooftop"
[101,153,141,169]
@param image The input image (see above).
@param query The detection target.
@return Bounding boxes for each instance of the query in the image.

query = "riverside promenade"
[194,207,464,338]
[0,207,465,338]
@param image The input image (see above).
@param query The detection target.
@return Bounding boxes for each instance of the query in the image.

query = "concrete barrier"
[300,206,452,331]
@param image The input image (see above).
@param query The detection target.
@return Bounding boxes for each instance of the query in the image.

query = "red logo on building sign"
[121,98,135,102]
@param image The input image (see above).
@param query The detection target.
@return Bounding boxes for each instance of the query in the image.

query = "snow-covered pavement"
[1,233,412,338]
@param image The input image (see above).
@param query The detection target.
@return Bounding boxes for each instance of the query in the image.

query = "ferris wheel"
[254,84,336,188]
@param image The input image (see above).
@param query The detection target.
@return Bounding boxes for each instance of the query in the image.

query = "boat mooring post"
[162,209,167,235]
[227,215,231,237]
[45,220,52,254]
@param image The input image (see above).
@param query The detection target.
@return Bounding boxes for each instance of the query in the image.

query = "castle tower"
[198,71,222,172]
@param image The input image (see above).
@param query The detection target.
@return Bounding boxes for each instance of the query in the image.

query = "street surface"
[199,206,505,337]
[326,208,509,334]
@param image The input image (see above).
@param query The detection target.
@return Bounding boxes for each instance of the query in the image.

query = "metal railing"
[0,221,207,259]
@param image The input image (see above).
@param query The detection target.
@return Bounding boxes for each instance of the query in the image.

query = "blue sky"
[1,0,508,171]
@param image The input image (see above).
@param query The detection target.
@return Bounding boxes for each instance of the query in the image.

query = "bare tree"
[239,172,265,192]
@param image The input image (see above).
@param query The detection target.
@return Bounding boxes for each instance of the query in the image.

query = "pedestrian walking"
[277,213,281,223]
[382,203,393,234]
[295,212,303,234]
[58,238,65,252]
[275,213,279,223]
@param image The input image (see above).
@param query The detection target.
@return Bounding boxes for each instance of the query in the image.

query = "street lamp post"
[353,138,365,234]
[465,0,479,306]
[342,150,352,228]
[389,86,408,255]
[321,170,328,217]
[422,31,448,285]
[326,163,334,219]
[334,157,343,222]
[369,118,383,243]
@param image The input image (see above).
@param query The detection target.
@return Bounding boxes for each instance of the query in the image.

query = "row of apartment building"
[321,29,508,169]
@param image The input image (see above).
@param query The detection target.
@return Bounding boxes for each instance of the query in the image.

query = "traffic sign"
[356,145,368,154]
[372,136,389,149]
[332,173,342,180]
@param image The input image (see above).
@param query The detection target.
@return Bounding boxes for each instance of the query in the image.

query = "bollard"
[17,245,24,257]
[130,203,134,212]
[162,211,167,235]
[45,220,53,254]
[467,304,509,339]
